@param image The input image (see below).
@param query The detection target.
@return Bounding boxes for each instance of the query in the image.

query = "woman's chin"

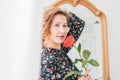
[56,38,65,43]
[56,40,64,44]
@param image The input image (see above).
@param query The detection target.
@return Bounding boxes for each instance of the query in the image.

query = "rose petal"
[63,34,75,48]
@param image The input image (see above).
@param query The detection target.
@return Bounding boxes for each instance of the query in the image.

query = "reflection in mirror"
[60,4,103,80]
[41,0,110,80]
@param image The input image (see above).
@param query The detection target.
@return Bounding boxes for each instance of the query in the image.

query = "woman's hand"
[78,70,92,80]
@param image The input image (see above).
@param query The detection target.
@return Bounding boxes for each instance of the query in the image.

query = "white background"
[0,0,120,80]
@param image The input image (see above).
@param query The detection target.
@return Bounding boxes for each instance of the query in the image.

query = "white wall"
[0,0,42,80]
[0,0,120,80]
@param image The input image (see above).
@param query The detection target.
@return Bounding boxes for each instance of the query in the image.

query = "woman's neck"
[45,41,61,50]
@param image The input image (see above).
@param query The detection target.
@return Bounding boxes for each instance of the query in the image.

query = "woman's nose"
[59,27,66,33]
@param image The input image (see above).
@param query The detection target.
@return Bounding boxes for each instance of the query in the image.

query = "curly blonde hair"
[42,7,70,48]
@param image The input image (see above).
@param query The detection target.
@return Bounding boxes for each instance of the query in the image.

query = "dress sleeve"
[40,52,56,80]
[62,12,85,54]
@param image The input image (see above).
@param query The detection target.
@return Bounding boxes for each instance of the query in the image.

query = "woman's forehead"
[52,14,67,23]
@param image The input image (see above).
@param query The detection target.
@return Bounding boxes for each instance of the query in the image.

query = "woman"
[40,7,91,80]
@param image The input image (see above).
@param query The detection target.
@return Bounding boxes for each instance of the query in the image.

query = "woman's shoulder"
[41,48,49,55]
[41,47,61,56]
[40,48,50,59]
[40,48,58,62]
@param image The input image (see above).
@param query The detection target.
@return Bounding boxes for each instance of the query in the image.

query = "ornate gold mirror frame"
[49,0,110,80]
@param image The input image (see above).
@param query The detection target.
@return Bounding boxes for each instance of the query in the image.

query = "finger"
[84,77,89,80]
[85,69,90,74]
[84,69,90,77]
[86,75,92,80]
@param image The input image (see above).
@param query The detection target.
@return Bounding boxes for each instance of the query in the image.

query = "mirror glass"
[60,4,103,80]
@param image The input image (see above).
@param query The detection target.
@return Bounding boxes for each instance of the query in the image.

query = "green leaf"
[83,50,91,60]
[64,71,74,80]
[73,58,79,65]
[64,70,83,80]
[82,60,87,68]
[73,58,83,65]
[79,59,84,62]
[89,59,100,67]
[74,70,83,75]
[77,43,81,53]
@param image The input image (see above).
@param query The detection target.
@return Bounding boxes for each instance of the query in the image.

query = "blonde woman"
[40,7,91,80]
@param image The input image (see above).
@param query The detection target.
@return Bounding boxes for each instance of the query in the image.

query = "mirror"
[42,0,110,80]
[60,4,103,80]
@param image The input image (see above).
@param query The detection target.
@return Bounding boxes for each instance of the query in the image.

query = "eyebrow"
[54,22,67,24]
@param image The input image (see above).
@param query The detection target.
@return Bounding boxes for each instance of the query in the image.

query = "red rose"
[63,34,75,48]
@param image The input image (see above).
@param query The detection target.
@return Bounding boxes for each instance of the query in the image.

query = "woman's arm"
[40,52,56,80]
[62,12,85,53]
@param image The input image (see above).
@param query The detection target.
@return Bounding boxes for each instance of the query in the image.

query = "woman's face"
[49,14,69,45]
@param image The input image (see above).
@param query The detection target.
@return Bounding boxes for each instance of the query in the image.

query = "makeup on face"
[49,14,69,44]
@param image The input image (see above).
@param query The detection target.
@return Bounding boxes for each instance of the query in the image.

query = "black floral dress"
[40,12,85,80]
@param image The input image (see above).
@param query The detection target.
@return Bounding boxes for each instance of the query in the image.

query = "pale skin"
[46,14,68,50]
[46,14,92,80]
[78,70,92,80]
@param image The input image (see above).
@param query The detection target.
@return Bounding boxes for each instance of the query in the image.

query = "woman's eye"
[54,24,59,27]
[63,25,68,28]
